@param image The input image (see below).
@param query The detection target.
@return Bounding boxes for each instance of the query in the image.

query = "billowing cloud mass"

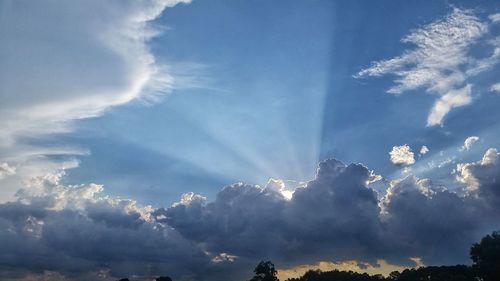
[461,136,480,151]
[0,0,190,200]
[0,172,214,281]
[355,8,500,126]
[456,148,500,199]
[390,145,415,166]
[2,151,499,280]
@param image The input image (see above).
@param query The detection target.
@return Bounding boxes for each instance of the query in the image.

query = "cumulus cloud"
[379,176,483,264]
[355,8,500,126]
[456,148,500,199]
[2,154,500,280]
[390,145,415,166]
[160,159,384,264]
[460,136,480,151]
[0,172,214,281]
[162,157,500,267]
[419,145,429,155]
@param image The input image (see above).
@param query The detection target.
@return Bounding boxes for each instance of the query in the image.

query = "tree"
[156,277,173,281]
[387,271,400,280]
[470,231,500,281]
[249,261,279,281]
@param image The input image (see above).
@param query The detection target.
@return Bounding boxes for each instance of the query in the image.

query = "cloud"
[489,13,500,23]
[419,145,429,155]
[491,83,500,93]
[427,84,473,126]
[460,136,480,151]
[160,159,384,264]
[456,148,500,205]
[0,172,214,281]
[379,175,483,264]
[0,0,190,142]
[390,145,415,166]
[355,8,499,126]
[0,163,16,179]
[0,0,190,201]
[2,154,500,280]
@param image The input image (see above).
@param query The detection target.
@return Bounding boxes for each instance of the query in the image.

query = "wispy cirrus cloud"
[355,8,500,126]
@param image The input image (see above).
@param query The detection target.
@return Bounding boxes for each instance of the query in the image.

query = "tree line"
[118,231,500,281]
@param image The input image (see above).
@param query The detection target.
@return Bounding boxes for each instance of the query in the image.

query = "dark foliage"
[286,265,477,281]
[115,231,499,281]
[156,277,173,281]
[286,269,385,281]
[249,261,280,281]
[387,265,476,281]
[470,231,500,281]
[285,230,500,281]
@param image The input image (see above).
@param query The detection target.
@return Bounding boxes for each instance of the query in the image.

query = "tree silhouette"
[156,277,173,281]
[470,231,500,281]
[249,261,279,281]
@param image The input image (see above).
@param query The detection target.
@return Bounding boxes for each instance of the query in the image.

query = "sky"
[1,0,500,280]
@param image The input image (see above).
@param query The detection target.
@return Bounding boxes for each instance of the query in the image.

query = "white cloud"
[0,0,190,201]
[356,8,500,126]
[0,163,15,179]
[490,83,500,93]
[489,13,500,23]
[460,136,480,151]
[390,145,415,166]
[419,145,429,155]
[427,84,473,126]
[0,0,189,142]
[456,148,500,197]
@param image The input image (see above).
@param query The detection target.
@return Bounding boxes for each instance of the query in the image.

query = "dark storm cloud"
[2,152,500,280]
[0,175,211,281]
[380,176,481,264]
[159,160,384,265]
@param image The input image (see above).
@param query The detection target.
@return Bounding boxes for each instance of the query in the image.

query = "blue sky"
[1,0,500,280]
[56,0,500,205]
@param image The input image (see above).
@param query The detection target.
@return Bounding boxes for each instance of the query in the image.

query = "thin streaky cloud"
[355,8,499,126]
